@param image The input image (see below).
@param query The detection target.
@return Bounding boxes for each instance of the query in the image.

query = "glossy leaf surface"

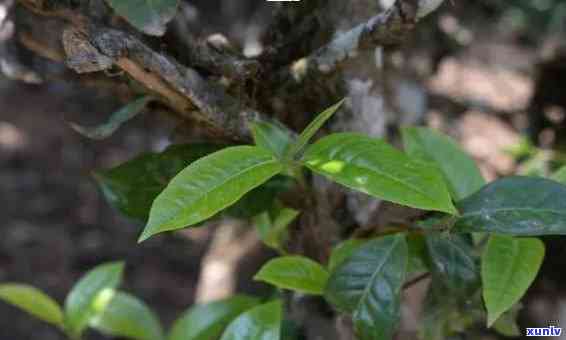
[140,146,282,241]
[327,238,367,272]
[303,133,456,214]
[219,300,282,340]
[0,284,63,327]
[90,291,164,340]
[455,176,566,235]
[482,235,544,326]
[70,96,152,140]
[169,295,259,340]
[105,0,178,36]
[402,127,485,200]
[64,262,124,337]
[94,143,222,220]
[325,234,408,340]
[254,256,329,295]
[425,233,478,294]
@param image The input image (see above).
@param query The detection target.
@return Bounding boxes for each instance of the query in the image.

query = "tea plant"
[4,101,566,340]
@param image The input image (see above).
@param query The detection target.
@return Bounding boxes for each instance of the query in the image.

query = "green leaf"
[64,261,124,337]
[169,295,259,340]
[401,127,485,200]
[454,176,566,235]
[140,146,283,241]
[492,304,522,337]
[302,133,456,214]
[285,100,345,159]
[254,206,299,253]
[0,284,64,327]
[551,165,566,184]
[224,176,294,219]
[94,143,223,220]
[425,233,478,294]
[327,238,367,272]
[325,234,408,340]
[70,96,153,140]
[105,0,179,36]
[90,291,164,340]
[482,235,544,326]
[407,234,429,274]
[219,300,282,340]
[254,256,329,295]
[251,121,295,159]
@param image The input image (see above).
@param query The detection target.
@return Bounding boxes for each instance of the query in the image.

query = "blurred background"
[1,0,566,339]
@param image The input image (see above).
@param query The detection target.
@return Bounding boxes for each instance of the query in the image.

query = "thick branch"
[288,0,446,80]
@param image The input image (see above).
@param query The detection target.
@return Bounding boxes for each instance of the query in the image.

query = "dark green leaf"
[482,235,544,326]
[327,238,367,272]
[94,143,223,220]
[302,133,456,214]
[285,100,344,159]
[420,282,483,340]
[425,233,478,294]
[224,176,294,219]
[0,284,63,327]
[401,127,485,200]
[70,96,152,140]
[90,291,164,340]
[168,295,259,340]
[254,256,329,295]
[407,234,429,274]
[325,234,408,340]
[454,176,566,235]
[64,262,124,337]
[140,146,282,241]
[105,0,179,36]
[219,300,282,340]
[251,121,295,159]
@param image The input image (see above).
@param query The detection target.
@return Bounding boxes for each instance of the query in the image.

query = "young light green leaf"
[325,234,408,340]
[169,295,259,340]
[219,300,282,340]
[90,291,164,340]
[140,146,283,241]
[302,133,457,214]
[482,235,544,327]
[285,100,345,159]
[105,0,179,36]
[251,120,295,158]
[454,176,566,235]
[254,206,299,253]
[425,234,478,295]
[94,143,223,220]
[551,166,566,184]
[254,256,329,295]
[0,284,64,327]
[70,96,153,140]
[401,127,485,200]
[327,238,367,272]
[64,262,124,337]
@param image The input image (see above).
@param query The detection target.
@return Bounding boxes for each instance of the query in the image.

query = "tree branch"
[285,0,446,80]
